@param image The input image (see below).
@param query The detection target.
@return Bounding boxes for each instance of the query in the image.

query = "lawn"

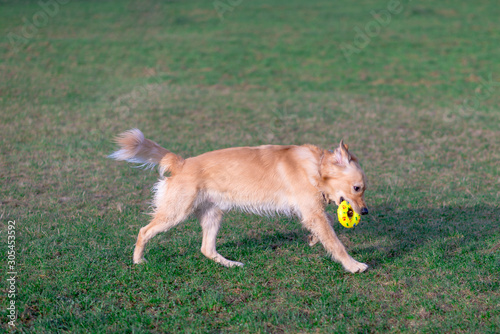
[0,0,499,332]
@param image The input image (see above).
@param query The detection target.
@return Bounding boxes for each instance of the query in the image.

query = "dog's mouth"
[339,197,356,217]
[322,193,330,204]
[325,195,346,206]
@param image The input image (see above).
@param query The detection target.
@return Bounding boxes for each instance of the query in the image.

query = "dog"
[109,129,369,273]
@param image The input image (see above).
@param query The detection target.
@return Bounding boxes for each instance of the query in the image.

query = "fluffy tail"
[108,129,183,175]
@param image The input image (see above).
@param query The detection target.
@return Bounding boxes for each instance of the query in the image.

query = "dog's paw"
[216,256,244,268]
[133,258,148,264]
[206,252,244,268]
[226,260,244,268]
[219,258,244,268]
[344,260,368,273]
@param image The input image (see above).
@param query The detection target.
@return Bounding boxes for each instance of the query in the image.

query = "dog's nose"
[361,207,369,215]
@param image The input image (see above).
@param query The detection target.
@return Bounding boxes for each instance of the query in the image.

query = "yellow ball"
[337,200,361,228]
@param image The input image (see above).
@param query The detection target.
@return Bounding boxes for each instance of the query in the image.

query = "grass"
[1,0,499,332]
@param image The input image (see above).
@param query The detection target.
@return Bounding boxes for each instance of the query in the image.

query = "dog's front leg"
[303,212,368,273]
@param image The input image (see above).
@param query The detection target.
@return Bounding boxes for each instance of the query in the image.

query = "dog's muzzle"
[340,196,369,215]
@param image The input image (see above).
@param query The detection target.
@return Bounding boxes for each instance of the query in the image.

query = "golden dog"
[110,129,369,273]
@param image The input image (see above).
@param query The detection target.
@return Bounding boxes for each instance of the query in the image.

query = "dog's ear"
[331,140,351,166]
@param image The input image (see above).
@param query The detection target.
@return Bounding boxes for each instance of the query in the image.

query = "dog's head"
[320,140,368,216]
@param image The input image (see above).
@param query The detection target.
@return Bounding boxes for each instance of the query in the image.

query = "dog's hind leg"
[197,204,244,267]
[133,184,196,264]
[133,214,172,264]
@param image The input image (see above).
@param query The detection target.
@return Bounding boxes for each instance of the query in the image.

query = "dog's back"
[182,144,323,216]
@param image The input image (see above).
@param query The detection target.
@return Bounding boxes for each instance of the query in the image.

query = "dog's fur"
[110,129,369,273]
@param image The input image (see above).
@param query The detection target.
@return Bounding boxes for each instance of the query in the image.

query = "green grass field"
[1,0,499,332]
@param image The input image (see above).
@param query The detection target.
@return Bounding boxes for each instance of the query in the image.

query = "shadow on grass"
[358,204,499,266]
[210,204,499,269]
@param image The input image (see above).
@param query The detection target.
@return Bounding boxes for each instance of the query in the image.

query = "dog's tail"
[108,129,183,175]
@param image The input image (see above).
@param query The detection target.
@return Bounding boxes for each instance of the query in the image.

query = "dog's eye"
[353,186,360,192]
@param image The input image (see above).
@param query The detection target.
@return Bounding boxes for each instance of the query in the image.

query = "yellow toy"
[337,200,361,228]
